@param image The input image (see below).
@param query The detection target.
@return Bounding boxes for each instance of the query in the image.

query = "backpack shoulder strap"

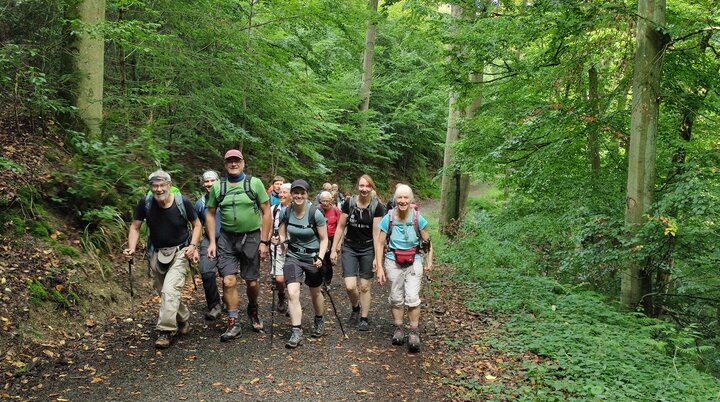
[174,194,188,221]
[412,209,420,243]
[280,204,291,225]
[386,209,394,246]
[349,195,357,212]
[144,195,152,216]
[217,178,228,204]
[244,175,259,213]
[308,204,319,239]
[369,196,378,216]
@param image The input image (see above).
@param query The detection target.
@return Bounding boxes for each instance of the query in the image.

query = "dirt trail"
[5,198,505,401]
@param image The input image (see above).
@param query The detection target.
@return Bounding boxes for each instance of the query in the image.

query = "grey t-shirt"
[284,202,326,263]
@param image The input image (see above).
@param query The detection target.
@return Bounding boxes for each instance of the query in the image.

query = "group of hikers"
[121,149,433,353]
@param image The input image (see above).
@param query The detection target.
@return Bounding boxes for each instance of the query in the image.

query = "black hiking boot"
[348,307,360,326]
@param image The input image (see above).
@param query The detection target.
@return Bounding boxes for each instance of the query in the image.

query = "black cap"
[290,179,309,192]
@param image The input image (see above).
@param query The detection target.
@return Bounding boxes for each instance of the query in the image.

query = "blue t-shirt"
[194,194,221,238]
[378,210,428,262]
[269,190,281,206]
[284,202,327,263]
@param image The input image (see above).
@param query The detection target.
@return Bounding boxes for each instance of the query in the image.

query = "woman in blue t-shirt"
[375,184,433,353]
[274,179,328,348]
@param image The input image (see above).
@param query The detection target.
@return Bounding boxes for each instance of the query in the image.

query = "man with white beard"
[123,169,202,349]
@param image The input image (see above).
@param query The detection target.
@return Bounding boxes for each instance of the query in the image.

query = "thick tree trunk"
[359,0,379,111]
[75,0,106,137]
[622,0,667,309]
[440,90,462,233]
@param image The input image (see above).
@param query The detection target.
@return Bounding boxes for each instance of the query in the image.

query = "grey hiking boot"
[348,308,360,326]
[286,328,303,348]
[154,331,171,349]
[407,329,421,353]
[311,316,325,338]
[358,318,370,331]
[220,317,242,342]
[205,304,222,321]
[391,326,406,346]
[247,304,264,332]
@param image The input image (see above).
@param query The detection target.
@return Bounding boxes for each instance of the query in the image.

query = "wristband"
[260,240,270,246]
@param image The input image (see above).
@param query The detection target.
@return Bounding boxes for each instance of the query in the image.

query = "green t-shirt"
[206,176,269,233]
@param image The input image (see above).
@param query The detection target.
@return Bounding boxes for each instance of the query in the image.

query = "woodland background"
[2,0,720,399]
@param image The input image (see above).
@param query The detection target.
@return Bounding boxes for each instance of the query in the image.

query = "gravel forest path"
[7,198,513,401]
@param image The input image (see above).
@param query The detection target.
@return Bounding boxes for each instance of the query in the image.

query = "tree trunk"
[440,89,462,234]
[439,4,476,235]
[75,0,106,137]
[621,0,667,309]
[359,0,379,111]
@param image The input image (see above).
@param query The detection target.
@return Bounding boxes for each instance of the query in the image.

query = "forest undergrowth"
[438,190,720,401]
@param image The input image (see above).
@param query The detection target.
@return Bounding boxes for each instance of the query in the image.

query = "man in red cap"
[206,149,272,341]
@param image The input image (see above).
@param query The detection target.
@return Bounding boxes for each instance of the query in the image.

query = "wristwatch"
[260,240,270,246]
[314,255,322,264]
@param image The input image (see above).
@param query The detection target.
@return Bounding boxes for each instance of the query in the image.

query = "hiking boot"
[205,304,222,321]
[311,316,325,338]
[407,329,421,353]
[177,319,191,335]
[285,328,303,349]
[276,295,288,314]
[220,317,242,342]
[154,331,171,349]
[358,319,370,332]
[391,326,406,346]
[247,304,264,332]
[348,308,360,326]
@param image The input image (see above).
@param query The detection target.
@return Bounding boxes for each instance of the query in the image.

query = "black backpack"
[348,195,379,220]
[216,175,259,214]
[281,203,319,239]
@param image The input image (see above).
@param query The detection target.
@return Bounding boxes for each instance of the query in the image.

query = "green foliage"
[444,204,720,400]
[29,220,51,238]
[27,280,50,307]
[54,244,80,258]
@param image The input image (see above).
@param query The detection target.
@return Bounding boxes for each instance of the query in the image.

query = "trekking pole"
[269,238,278,348]
[128,259,135,316]
[321,268,348,339]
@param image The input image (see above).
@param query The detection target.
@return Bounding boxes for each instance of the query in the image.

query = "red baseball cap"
[224,149,243,160]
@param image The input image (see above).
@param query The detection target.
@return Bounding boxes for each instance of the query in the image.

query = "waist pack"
[393,248,416,266]
[157,246,180,265]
